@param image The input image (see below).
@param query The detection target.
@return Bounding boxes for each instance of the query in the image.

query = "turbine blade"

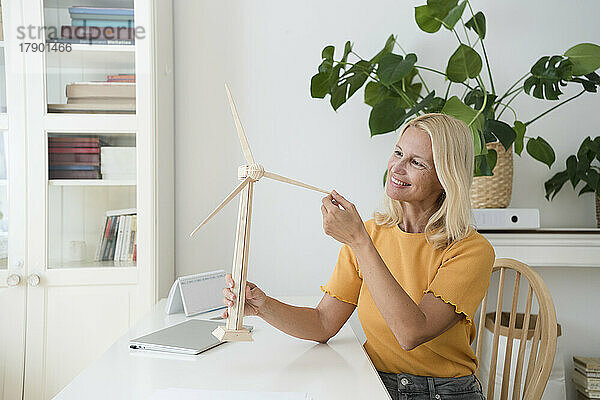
[190,177,251,237]
[225,83,255,165]
[263,171,330,195]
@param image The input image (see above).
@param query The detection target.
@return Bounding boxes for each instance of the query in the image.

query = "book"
[48,147,100,154]
[49,170,101,179]
[61,25,134,40]
[48,103,136,114]
[95,216,111,261]
[120,215,133,261]
[67,97,135,105]
[575,369,600,390]
[575,357,600,373]
[48,165,98,171]
[574,382,600,399]
[71,19,134,27]
[577,366,600,379]
[49,153,100,164]
[107,74,135,81]
[66,82,136,98]
[114,215,125,262]
[128,215,137,261]
[48,137,102,144]
[68,7,134,17]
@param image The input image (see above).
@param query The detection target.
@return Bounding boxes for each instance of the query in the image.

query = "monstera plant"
[310,0,600,177]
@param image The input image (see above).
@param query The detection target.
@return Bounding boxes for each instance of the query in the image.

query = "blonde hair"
[374,113,474,249]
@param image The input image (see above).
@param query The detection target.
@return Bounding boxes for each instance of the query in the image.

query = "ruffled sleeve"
[424,232,495,323]
[320,244,362,306]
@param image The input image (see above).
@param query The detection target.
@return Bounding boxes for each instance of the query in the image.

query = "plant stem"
[466,1,495,95]
[460,21,472,48]
[414,65,475,90]
[524,90,586,126]
[497,89,522,119]
[497,72,529,104]
[469,87,488,126]
[495,101,518,121]
[444,81,452,101]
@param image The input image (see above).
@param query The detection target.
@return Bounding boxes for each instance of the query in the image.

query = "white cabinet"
[0,0,174,398]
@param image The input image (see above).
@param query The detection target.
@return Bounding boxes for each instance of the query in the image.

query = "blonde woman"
[222,113,494,399]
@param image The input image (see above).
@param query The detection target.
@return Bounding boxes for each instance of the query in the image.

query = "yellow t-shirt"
[321,219,495,377]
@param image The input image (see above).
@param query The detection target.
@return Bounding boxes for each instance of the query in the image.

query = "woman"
[222,113,494,399]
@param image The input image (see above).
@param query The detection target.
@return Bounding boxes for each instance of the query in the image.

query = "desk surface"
[55,297,391,399]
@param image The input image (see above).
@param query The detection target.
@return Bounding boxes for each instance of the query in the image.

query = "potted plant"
[309,0,600,207]
[544,136,600,227]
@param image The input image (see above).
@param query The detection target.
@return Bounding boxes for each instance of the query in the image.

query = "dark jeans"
[378,371,485,400]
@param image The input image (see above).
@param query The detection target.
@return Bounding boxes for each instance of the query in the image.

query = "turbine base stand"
[212,326,253,342]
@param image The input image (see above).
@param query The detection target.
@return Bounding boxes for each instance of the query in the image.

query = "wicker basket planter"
[470,141,513,209]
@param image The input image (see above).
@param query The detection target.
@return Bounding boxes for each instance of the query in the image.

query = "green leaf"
[486,149,498,172]
[578,184,595,196]
[330,82,349,111]
[564,43,600,76]
[526,136,555,168]
[310,72,330,98]
[345,60,372,99]
[446,44,483,83]
[364,81,393,107]
[465,11,486,39]
[485,119,516,151]
[404,91,436,121]
[474,154,492,176]
[464,89,496,117]
[370,34,396,64]
[513,121,526,155]
[425,97,446,113]
[441,96,484,155]
[577,136,594,167]
[523,56,573,100]
[544,170,568,200]
[377,53,417,85]
[341,41,352,65]
[428,0,459,18]
[566,155,579,188]
[322,45,334,62]
[442,1,467,30]
[369,98,407,136]
[383,169,388,188]
[583,169,600,196]
[415,5,442,33]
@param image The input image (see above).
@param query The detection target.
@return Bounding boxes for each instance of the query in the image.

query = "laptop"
[129,319,253,355]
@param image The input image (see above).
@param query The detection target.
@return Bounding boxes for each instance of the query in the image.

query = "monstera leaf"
[523,56,573,100]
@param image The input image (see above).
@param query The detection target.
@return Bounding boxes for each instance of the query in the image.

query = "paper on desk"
[147,388,314,400]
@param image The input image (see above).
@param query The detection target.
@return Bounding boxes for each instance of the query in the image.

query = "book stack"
[54,7,134,45]
[107,74,135,83]
[95,208,137,263]
[574,356,600,399]
[48,136,103,179]
[48,81,135,113]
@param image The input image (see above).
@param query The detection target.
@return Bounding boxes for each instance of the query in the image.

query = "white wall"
[174,1,600,398]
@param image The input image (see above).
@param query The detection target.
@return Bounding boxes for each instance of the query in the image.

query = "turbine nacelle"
[238,164,265,181]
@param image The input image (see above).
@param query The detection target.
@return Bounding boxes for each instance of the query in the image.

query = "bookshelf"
[0,0,174,399]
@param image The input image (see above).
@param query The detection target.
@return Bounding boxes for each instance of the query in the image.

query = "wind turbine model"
[190,84,330,342]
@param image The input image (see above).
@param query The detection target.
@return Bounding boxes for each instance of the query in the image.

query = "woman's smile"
[389,175,411,188]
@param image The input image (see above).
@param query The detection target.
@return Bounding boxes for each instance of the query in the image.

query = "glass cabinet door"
[47,132,137,268]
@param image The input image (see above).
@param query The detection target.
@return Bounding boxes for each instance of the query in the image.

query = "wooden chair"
[475,258,558,400]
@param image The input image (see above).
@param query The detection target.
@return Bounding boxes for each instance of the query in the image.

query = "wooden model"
[190,84,330,342]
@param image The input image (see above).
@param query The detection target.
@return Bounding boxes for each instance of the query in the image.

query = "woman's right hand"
[222,273,267,318]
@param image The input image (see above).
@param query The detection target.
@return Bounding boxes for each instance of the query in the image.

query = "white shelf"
[44,113,137,131]
[0,42,5,48]
[49,260,136,269]
[44,0,134,9]
[0,114,7,130]
[48,179,136,186]
[0,180,7,186]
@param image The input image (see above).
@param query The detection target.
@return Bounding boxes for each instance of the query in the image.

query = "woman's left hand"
[321,190,370,249]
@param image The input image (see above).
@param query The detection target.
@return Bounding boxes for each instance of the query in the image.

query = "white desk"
[55,298,391,399]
